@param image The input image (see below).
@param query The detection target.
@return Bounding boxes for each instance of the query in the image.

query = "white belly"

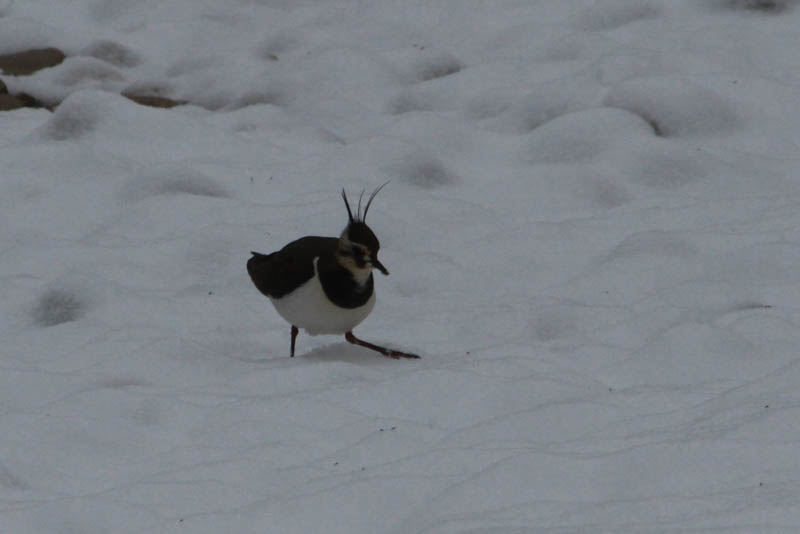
[269,258,376,335]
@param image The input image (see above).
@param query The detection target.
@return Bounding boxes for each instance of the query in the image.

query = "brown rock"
[0,91,45,111]
[0,94,24,111]
[14,92,40,108]
[0,78,7,94]
[0,47,66,76]
[123,93,186,109]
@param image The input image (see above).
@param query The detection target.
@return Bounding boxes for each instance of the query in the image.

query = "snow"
[2,0,800,532]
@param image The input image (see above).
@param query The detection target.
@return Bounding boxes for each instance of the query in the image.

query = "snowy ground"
[3,0,800,532]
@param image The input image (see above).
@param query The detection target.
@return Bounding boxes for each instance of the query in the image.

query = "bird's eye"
[353,246,371,267]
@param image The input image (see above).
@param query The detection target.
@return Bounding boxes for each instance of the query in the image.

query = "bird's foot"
[345,331,420,359]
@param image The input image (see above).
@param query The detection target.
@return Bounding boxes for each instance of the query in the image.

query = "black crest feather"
[341,189,355,223]
[341,181,389,223]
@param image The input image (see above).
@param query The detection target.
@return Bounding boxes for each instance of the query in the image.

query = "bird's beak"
[372,257,389,276]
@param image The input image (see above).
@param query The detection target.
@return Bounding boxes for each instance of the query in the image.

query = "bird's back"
[247,236,338,299]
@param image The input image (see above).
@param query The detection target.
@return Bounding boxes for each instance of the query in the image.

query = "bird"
[247,184,420,360]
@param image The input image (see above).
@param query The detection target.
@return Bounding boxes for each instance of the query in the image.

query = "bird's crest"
[341,181,390,224]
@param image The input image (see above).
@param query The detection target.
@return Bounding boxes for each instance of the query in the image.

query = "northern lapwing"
[247,185,420,360]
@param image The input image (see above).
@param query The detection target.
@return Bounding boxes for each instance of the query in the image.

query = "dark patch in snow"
[33,289,86,327]
[152,178,228,198]
[80,40,141,68]
[645,117,664,137]
[255,34,300,61]
[728,302,773,313]
[122,80,174,99]
[389,153,457,188]
[389,90,437,114]
[712,0,796,12]
[413,54,463,82]
[533,312,570,343]
[590,178,633,208]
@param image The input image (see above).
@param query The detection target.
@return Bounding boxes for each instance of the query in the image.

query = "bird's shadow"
[302,342,401,366]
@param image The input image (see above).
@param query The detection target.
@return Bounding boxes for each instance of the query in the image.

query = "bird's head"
[338,183,390,277]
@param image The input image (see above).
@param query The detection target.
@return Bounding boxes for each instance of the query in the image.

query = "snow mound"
[604,77,739,137]
[524,107,652,164]
[52,56,125,87]
[124,165,231,201]
[228,86,289,109]
[35,89,108,140]
[387,151,457,188]
[477,76,601,133]
[628,144,709,189]
[0,18,66,55]
[80,40,141,68]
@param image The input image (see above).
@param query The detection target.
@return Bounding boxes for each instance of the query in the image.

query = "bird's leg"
[290,325,298,357]
[345,331,420,359]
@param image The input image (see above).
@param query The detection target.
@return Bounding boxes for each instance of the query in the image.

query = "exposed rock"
[0,93,23,111]
[123,93,187,109]
[0,89,43,111]
[0,47,66,76]
[14,92,40,108]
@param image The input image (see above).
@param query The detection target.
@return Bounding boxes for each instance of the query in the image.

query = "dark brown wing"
[247,236,338,299]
